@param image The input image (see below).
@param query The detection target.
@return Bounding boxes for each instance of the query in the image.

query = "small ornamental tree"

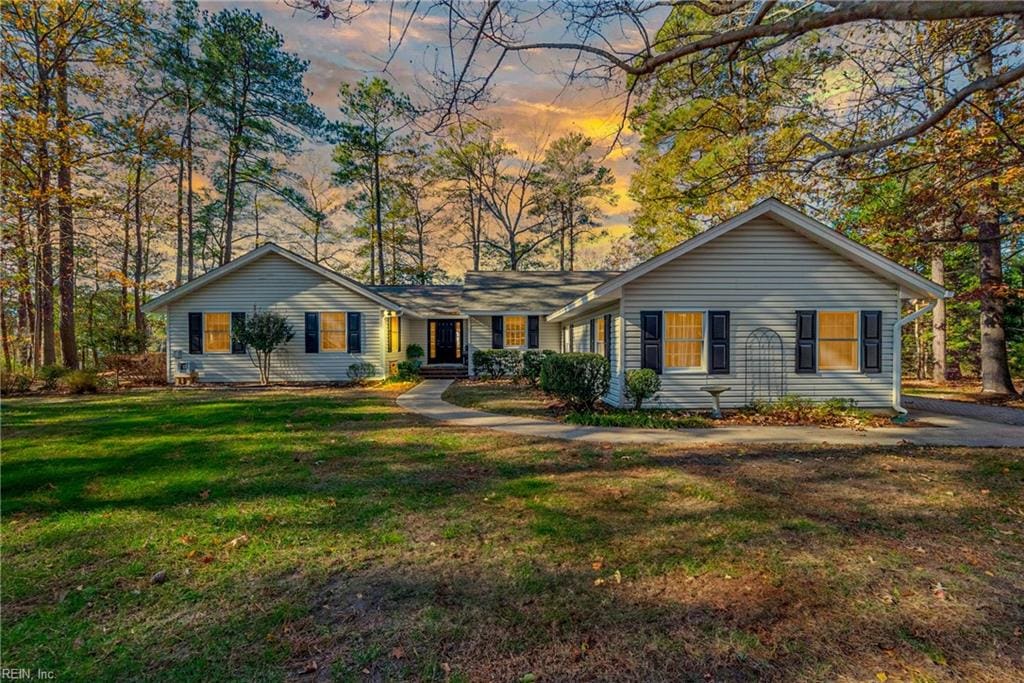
[624,368,661,410]
[233,309,295,385]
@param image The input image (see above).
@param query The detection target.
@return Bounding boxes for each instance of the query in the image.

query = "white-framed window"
[594,316,606,357]
[204,312,231,353]
[387,315,400,354]
[321,311,347,352]
[819,310,858,371]
[504,315,526,348]
[664,311,704,370]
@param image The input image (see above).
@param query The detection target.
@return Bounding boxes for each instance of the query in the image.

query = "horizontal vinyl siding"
[166,252,386,382]
[385,317,427,370]
[563,304,620,405]
[622,218,898,409]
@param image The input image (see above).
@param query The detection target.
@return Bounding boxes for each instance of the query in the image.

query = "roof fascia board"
[548,199,945,321]
[141,243,403,313]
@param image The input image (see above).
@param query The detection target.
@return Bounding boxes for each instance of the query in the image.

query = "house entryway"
[428,319,463,364]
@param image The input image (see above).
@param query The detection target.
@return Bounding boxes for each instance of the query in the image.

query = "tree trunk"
[223,149,239,264]
[373,149,385,284]
[175,129,185,287]
[56,62,78,369]
[254,186,260,248]
[931,254,947,382]
[121,184,130,330]
[133,160,145,337]
[186,105,195,281]
[35,70,55,367]
[1,265,12,372]
[975,41,1018,395]
[14,206,35,365]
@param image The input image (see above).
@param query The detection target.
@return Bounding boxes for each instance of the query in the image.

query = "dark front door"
[429,319,461,364]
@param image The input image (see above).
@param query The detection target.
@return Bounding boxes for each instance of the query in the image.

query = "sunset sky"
[203,1,649,271]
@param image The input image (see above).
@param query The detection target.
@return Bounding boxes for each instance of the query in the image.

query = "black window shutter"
[640,311,662,374]
[604,314,612,361]
[861,310,882,373]
[188,312,203,354]
[491,316,504,349]
[589,319,596,353]
[569,323,575,351]
[527,315,539,349]
[347,312,362,353]
[708,310,730,374]
[795,310,817,373]
[305,312,319,353]
[231,312,246,354]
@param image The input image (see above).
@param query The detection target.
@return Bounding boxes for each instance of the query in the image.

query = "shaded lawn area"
[904,379,1024,409]
[2,387,1023,681]
[442,379,558,419]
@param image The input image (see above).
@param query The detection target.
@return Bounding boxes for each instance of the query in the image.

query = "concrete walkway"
[397,380,1024,448]
[903,395,1024,426]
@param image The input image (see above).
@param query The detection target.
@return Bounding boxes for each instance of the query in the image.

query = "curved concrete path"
[397,380,1024,448]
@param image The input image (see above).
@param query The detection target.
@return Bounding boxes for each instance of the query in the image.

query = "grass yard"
[2,386,1023,681]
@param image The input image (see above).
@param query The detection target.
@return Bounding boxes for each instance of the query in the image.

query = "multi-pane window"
[321,312,347,352]
[204,312,231,353]
[819,311,858,370]
[388,316,400,353]
[664,311,703,369]
[504,316,526,347]
[594,317,606,357]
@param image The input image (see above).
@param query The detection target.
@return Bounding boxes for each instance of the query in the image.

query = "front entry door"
[429,320,461,364]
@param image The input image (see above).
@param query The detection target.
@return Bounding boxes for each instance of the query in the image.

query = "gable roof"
[141,243,403,313]
[367,285,463,317]
[547,198,950,322]
[461,270,620,314]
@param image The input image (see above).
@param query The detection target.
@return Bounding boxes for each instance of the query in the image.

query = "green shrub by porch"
[472,349,523,378]
[540,352,609,410]
[522,349,555,384]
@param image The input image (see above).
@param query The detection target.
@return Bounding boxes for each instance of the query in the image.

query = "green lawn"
[3,387,1023,681]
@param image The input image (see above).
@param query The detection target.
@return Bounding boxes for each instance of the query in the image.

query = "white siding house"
[547,199,948,411]
[143,199,946,411]
[143,245,400,383]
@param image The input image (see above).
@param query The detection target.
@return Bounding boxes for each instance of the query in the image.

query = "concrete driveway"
[398,380,1024,448]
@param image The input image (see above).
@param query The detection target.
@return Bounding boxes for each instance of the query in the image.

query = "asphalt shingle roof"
[367,285,464,317]
[460,270,619,313]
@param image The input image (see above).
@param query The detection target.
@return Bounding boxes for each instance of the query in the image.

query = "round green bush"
[521,349,555,384]
[539,352,610,410]
[405,343,424,361]
[624,368,661,410]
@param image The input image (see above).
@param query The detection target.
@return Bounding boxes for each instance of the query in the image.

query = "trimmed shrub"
[624,368,661,410]
[539,352,610,410]
[396,360,422,380]
[406,343,424,361]
[62,370,100,394]
[521,349,556,384]
[347,362,377,383]
[472,349,523,379]
[1,370,33,395]
[38,364,68,390]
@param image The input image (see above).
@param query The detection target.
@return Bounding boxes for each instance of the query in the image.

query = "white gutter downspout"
[892,300,937,415]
